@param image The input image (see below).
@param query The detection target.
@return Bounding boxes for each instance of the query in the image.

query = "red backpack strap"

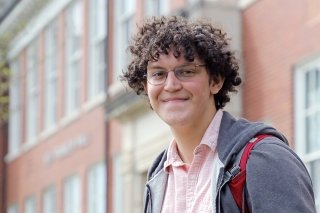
[229,134,270,213]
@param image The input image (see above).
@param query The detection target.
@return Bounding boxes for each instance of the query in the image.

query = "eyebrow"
[147,63,195,70]
[147,65,166,70]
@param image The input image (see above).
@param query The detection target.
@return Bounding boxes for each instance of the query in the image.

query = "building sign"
[43,134,90,166]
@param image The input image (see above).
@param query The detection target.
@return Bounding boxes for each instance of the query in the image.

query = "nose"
[163,71,182,91]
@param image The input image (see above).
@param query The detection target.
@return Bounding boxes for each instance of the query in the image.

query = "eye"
[177,67,196,77]
[150,71,166,79]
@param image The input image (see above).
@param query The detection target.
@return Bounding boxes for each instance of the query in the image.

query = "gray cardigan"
[144,111,316,213]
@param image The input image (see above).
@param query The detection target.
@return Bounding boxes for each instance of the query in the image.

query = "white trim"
[83,93,106,112]
[107,81,126,98]
[0,0,40,34]
[294,66,306,156]
[8,0,74,59]
[4,99,105,162]
[238,0,259,9]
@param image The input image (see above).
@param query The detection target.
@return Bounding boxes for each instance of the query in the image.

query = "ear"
[210,77,224,95]
[143,81,148,93]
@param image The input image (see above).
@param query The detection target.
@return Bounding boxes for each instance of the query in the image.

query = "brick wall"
[242,0,320,145]
[0,123,8,213]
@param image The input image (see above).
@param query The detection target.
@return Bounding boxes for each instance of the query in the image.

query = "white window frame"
[9,59,21,156]
[294,57,320,211]
[88,0,107,99]
[43,185,56,213]
[64,174,81,213]
[87,162,106,213]
[44,19,58,129]
[24,196,36,213]
[114,0,135,81]
[7,203,18,213]
[26,40,39,143]
[65,0,83,115]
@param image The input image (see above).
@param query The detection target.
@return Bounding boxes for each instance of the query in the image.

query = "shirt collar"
[163,109,223,173]
[199,109,223,150]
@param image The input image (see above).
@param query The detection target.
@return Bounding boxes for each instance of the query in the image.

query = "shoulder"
[249,135,308,179]
[245,136,316,212]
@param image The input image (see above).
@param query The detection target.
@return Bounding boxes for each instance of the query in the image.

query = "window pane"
[65,0,82,114]
[120,0,134,14]
[9,60,20,155]
[306,69,319,109]
[26,41,38,142]
[64,175,81,213]
[45,20,58,128]
[97,42,106,93]
[89,0,106,99]
[7,204,18,213]
[306,112,320,153]
[68,1,82,53]
[316,68,320,106]
[87,163,106,213]
[43,186,56,213]
[113,155,123,213]
[25,196,36,213]
[310,159,320,211]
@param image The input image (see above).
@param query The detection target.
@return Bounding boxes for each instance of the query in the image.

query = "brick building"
[1,0,319,212]
[1,0,108,212]
[107,0,320,212]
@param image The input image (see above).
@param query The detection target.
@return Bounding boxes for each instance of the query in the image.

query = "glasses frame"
[145,64,207,86]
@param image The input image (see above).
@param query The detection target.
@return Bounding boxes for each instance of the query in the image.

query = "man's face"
[145,51,223,129]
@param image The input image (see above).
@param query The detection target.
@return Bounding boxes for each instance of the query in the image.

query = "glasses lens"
[175,65,197,81]
[146,64,205,85]
[147,70,167,85]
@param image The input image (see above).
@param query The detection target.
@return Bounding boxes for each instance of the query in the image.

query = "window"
[145,0,168,16]
[26,40,39,142]
[7,204,18,213]
[64,175,81,213]
[43,185,56,213]
[24,196,36,213]
[295,58,320,211]
[9,60,20,155]
[65,0,82,114]
[115,0,135,79]
[112,155,122,213]
[89,0,107,99]
[44,20,58,129]
[87,162,106,213]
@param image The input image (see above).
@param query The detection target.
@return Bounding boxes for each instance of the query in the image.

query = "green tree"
[0,44,10,124]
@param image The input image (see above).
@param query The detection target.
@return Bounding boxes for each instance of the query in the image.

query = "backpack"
[228,134,270,213]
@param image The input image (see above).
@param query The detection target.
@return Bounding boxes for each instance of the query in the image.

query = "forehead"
[147,51,202,68]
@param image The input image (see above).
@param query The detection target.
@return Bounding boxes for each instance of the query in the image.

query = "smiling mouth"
[162,98,188,102]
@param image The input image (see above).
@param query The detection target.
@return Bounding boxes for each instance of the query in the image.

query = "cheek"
[147,86,159,105]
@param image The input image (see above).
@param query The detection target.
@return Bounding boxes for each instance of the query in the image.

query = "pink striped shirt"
[161,110,223,213]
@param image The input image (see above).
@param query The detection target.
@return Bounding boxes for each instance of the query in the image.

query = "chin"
[161,116,190,127]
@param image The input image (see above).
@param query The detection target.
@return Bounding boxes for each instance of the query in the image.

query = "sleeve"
[246,137,317,213]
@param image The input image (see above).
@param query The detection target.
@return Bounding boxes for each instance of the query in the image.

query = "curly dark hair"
[122,16,241,109]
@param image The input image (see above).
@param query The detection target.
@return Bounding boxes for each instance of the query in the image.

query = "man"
[121,16,316,213]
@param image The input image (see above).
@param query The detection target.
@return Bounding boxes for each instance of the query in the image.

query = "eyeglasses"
[145,64,206,86]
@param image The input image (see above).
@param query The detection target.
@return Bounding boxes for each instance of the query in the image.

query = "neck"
[171,109,218,164]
